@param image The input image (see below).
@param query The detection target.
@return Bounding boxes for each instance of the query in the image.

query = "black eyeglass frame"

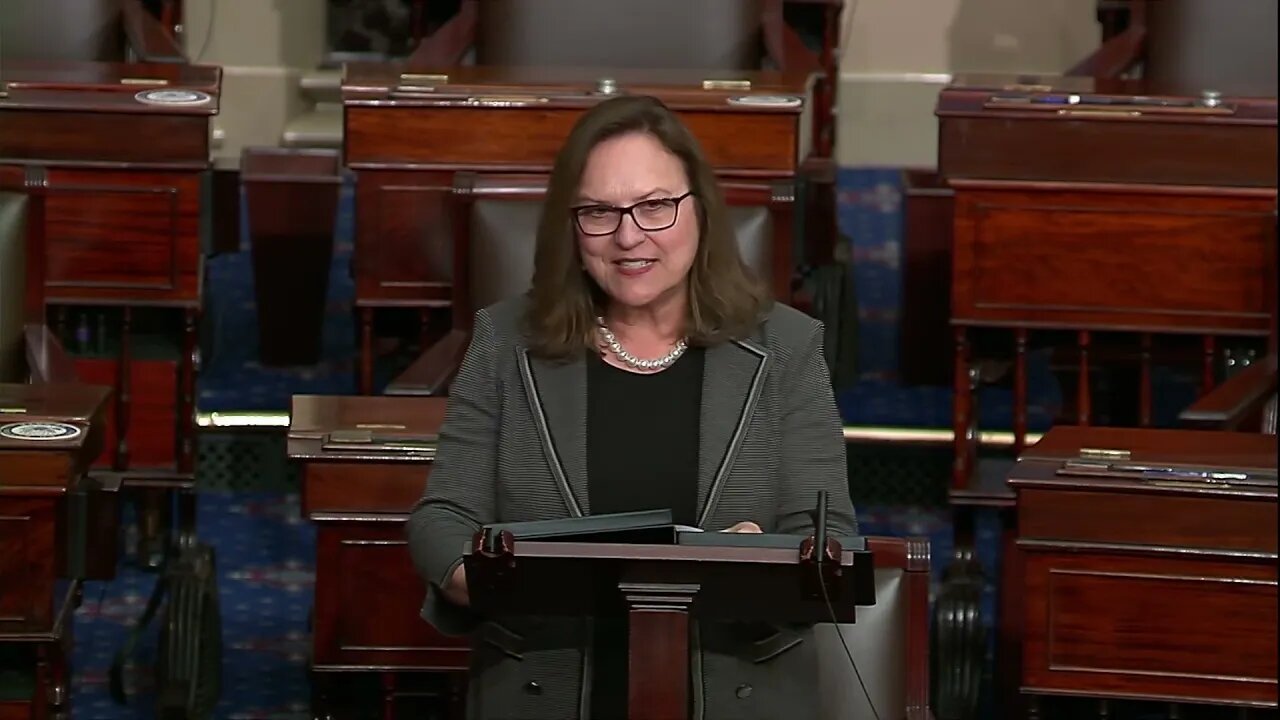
[569,191,694,236]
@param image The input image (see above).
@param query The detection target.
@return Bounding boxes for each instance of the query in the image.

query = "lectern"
[465,521,876,720]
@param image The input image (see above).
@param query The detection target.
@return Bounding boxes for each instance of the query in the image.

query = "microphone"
[813,490,829,564]
[810,489,883,720]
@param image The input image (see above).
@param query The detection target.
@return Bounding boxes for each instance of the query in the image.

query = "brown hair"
[525,95,771,360]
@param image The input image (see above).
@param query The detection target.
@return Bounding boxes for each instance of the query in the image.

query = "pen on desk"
[1139,469,1248,483]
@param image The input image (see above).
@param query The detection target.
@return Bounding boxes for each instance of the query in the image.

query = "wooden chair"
[0,167,78,385]
[818,536,933,720]
[386,172,795,396]
[0,0,185,64]
[1179,354,1277,433]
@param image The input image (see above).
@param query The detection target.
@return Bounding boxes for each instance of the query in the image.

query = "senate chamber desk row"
[3,1,1279,719]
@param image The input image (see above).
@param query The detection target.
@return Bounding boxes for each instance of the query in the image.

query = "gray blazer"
[407,296,857,720]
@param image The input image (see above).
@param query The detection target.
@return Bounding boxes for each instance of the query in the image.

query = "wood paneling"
[346,106,799,175]
[42,170,203,305]
[952,186,1274,334]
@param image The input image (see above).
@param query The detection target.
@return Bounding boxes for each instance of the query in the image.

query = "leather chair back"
[0,0,123,62]
[474,0,765,70]
[0,192,28,382]
[457,174,789,316]
[816,536,931,720]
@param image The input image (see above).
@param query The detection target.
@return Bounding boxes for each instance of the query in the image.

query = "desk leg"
[310,671,333,720]
[360,308,374,395]
[115,307,134,472]
[382,672,396,720]
[448,674,467,720]
[997,508,1023,720]
[952,327,976,490]
[623,582,699,720]
[180,308,198,474]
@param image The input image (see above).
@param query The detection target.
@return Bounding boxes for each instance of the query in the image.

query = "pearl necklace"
[596,317,688,372]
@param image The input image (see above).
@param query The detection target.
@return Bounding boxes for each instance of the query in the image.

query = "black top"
[586,347,705,719]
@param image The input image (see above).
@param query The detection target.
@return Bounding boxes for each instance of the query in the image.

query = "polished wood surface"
[1,58,220,477]
[0,382,109,719]
[900,170,954,386]
[345,64,810,176]
[937,73,1279,489]
[288,393,466,711]
[1008,426,1279,710]
[1181,353,1277,431]
[937,74,1276,188]
[241,148,343,366]
[950,183,1274,335]
[0,60,218,168]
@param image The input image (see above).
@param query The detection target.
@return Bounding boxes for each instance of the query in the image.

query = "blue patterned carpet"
[73,493,315,720]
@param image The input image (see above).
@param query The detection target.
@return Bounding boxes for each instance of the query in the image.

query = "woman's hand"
[720,521,763,534]
[442,563,470,607]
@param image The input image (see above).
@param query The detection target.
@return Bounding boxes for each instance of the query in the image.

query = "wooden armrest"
[1180,354,1277,431]
[405,0,478,68]
[386,330,470,396]
[119,0,186,63]
[92,470,197,491]
[1066,25,1146,78]
[24,324,78,384]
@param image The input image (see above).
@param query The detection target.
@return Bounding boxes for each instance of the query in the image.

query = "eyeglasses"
[570,192,693,236]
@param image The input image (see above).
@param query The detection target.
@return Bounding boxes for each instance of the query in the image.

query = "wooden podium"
[1007,426,1278,714]
[466,526,876,720]
[0,382,112,720]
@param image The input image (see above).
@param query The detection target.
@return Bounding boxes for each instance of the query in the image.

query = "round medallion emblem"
[134,89,212,106]
[727,95,802,108]
[0,421,83,441]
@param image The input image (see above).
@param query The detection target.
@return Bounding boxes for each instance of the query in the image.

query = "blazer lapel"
[517,349,589,517]
[696,339,769,527]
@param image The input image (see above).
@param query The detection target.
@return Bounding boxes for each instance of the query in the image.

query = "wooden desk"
[288,394,465,719]
[0,382,110,720]
[1008,426,1278,715]
[936,74,1278,488]
[342,64,813,392]
[0,59,220,476]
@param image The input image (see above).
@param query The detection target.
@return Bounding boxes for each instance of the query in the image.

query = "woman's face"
[574,132,699,315]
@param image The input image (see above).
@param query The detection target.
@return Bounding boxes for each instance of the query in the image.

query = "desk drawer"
[41,169,204,305]
[0,497,58,634]
[1022,550,1278,706]
[312,520,468,671]
[1018,487,1278,553]
[951,187,1274,334]
[303,462,429,514]
[346,106,798,175]
[0,701,33,720]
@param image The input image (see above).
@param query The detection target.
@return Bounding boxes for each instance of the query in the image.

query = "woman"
[407,95,856,720]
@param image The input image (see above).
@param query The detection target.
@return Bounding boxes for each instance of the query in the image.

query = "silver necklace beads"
[595,317,688,372]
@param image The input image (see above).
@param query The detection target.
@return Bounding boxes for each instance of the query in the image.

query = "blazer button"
[735,684,753,699]
[524,681,543,696]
